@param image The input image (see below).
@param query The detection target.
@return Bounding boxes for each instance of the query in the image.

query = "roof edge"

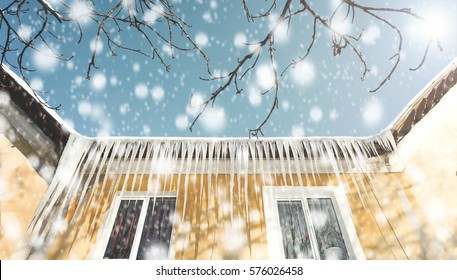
[388,57,457,143]
[0,65,72,156]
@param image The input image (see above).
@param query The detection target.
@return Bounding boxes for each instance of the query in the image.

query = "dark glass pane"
[277,201,314,259]
[307,198,349,260]
[136,197,177,260]
[104,200,143,259]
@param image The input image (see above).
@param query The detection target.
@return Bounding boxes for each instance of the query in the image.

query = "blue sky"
[12,0,457,137]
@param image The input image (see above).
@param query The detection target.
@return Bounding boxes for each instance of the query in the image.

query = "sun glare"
[423,14,447,40]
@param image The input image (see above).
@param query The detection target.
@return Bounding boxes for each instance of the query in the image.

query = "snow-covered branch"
[37,0,63,22]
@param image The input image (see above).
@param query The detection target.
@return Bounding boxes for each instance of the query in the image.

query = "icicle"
[175,141,185,224]
[241,141,252,257]
[353,140,384,204]
[323,139,344,186]
[29,135,92,235]
[181,141,194,222]
[212,141,221,221]
[228,141,235,221]
[262,141,273,187]
[333,139,365,208]
[296,141,311,186]
[248,141,258,199]
[96,140,130,238]
[315,141,326,180]
[303,141,317,186]
[163,140,175,193]
[376,130,396,152]
[94,141,138,253]
[116,142,140,206]
[236,142,242,204]
[75,140,115,237]
[342,139,369,207]
[242,142,250,217]
[29,137,98,257]
[151,141,164,201]
[66,141,112,252]
[135,141,153,195]
[220,140,228,221]
[289,140,304,187]
[206,141,214,229]
[276,140,288,186]
[87,140,125,241]
[125,141,148,200]
[213,140,221,229]
[255,141,265,186]
[207,141,219,260]
[160,140,177,202]
[193,141,204,258]
[283,140,295,186]
[266,141,277,186]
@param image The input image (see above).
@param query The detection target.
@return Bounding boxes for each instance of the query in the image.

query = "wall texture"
[46,171,416,260]
[0,134,47,259]
[396,84,457,259]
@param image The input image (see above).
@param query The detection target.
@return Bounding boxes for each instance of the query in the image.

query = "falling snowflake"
[135,83,149,99]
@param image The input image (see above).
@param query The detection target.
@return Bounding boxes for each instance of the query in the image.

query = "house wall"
[395,83,457,259]
[3,136,456,260]
[46,169,424,260]
[0,134,48,259]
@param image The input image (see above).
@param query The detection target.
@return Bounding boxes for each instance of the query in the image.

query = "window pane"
[277,201,314,259]
[104,200,143,259]
[136,197,177,260]
[307,198,349,260]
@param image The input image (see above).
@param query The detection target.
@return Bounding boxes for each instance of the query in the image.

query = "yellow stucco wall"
[0,134,48,259]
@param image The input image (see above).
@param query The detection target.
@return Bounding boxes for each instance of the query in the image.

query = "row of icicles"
[25,131,396,259]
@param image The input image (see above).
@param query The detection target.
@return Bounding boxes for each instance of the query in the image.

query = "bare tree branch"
[37,0,63,23]
[0,0,441,136]
[189,0,294,133]
[1,0,209,108]
[191,0,441,136]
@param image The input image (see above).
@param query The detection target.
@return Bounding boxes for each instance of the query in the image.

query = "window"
[101,192,177,260]
[263,186,364,260]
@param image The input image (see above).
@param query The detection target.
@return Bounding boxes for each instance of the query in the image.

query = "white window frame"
[263,186,365,260]
[95,191,177,260]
